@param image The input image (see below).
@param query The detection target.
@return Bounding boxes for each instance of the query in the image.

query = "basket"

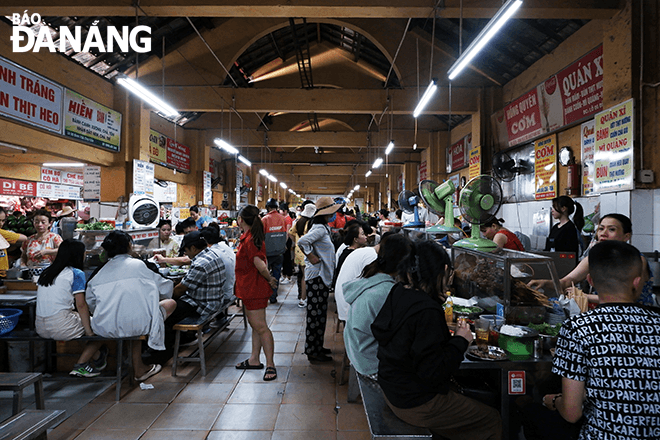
[0,308,23,335]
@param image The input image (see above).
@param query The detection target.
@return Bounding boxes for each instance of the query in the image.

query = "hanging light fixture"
[354,185,361,191]
[385,141,394,155]
[214,138,239,155]
[280,182,287,189]
[447,0,523,80]
[259,169,269,176]
[116,75,179,117]
[372,158,383,169]
[413,79,438,118]
[267,174,278,182]
[237,155,252,167]
[365,170,372,178]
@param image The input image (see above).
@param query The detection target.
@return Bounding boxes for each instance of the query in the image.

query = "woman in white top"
[86,231,177,381]
[148,219,180,258]
[36,239,107,377]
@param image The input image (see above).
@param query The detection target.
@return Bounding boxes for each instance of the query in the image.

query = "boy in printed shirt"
[545,240,660,440]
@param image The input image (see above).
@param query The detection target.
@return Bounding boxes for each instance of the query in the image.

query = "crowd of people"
[2,196,660,440]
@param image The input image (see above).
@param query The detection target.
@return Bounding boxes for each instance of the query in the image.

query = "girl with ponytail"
[545,195,585,255]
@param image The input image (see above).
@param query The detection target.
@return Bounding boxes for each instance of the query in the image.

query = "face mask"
[329,213,337,223]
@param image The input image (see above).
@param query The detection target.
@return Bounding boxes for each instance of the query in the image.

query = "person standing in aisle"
[279,202,294,285]
[544,196,585,255]
[262,198,287,303]
[234,205,278,381]
[290,201,315,308]
[297,197,342,362]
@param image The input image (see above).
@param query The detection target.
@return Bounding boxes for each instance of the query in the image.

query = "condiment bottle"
[444,291,454,323]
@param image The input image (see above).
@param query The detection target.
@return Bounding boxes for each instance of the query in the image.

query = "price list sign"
[534,134,557,200]
[593,99,634,193]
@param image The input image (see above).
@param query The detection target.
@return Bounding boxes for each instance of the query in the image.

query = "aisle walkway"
[46,281,370,440]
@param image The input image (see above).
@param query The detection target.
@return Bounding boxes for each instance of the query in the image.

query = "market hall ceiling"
[0,1,619,195]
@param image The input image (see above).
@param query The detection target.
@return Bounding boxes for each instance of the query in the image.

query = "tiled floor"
[11,280,371,440]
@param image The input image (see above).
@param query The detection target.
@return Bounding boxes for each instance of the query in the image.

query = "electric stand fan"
[453,175,503,251]
[419,179,462,234]
[397,190,425,228]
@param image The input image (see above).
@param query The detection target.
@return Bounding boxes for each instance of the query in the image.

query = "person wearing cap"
[297,197,342,362]
[290,201,316,307]
[262,198,288,303]
[164,231,227,349]
[51,205,76,235]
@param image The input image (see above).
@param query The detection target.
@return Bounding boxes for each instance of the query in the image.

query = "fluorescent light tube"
[354,185,360,191]
[385,141,394,155]
[267,175,278,182]
[372,157,383,168]
[43,162,85,167]
[259,169,269,176]
[116,75,180,117]
[413,79,438,118]
[214,139,239,155]
[237,155,252,166]
[447,0,523,80]
[365,170,372,178]
[280,182,287,189]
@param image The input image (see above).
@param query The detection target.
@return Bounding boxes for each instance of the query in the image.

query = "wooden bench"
[172,304,243,376]
[0,373,45,416]
[0,331,144,401]
[0,409,66,440]
[356,373,432,440]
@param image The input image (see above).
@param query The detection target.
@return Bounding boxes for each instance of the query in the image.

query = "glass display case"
[75,228,159,270]
[450,247,562,324]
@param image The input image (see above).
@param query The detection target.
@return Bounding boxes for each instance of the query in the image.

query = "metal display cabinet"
[450,247,562,323]
[75,228,160,270]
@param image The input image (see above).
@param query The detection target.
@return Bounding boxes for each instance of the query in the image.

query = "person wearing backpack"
[262,198,288,303]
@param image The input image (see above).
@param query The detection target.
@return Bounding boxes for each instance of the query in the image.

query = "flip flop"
[236,359,264,370]
[263,366,277,381]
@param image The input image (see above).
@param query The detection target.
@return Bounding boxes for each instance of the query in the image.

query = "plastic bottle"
[444,291,454,323]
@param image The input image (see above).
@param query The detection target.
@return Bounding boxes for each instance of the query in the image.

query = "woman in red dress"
[234,205,279,381]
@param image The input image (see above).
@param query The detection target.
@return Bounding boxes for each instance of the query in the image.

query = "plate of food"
[453,305,483,317]
[466,345,508,361]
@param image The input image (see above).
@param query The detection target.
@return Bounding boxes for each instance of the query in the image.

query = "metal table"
[460,353,554,439]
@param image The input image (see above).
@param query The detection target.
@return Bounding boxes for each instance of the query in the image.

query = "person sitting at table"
[479,217,524,251]
[35,239,108,378]
[148,219,179,258]
[543,240,660,440]
[529,213,656,306]
[371,240,502,440]
[343,233,411,378]
[86,231,176,381]
[21,209,62,267]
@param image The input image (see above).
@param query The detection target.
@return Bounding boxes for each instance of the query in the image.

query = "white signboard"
[203,171,212,205]
[581,119,596,196]
[0,56,63,133]
[61,171,84,187]
[154,180,177,203]
[133,159,154,196]
[83,165,101,201]
[37,182,82,200]
[41,167,61,184]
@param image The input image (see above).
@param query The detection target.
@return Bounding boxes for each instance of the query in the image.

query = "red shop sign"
[166,139,191,173]
[0,178,37,196]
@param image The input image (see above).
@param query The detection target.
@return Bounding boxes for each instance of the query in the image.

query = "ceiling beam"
[0,1,621,19]
[250,151,419,164]
[156,86,477,114]
[208,130,440,150]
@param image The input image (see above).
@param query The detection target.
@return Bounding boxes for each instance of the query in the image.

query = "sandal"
[236,359,264,370]
[263,366,277,381]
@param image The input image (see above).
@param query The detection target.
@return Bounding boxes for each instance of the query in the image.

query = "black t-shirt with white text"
[552,304,660,440]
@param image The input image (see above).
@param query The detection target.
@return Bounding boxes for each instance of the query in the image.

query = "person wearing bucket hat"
[52,205,77,235]
[290,201,316,307]
[262,198,288,303]
[297,197,342,362]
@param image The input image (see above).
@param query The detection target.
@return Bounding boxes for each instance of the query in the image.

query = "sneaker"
[91,344,108,370]
[70,362,101,378]
[298,299,307,308]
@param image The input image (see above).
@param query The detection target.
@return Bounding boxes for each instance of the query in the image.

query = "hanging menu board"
[133,159,155,196]
[203,171,212,205]
[534,134,557,200]
[468,145,481,180]
[447,134,471,173]
[148,129,191,173]
[63,89,122,152]
[83,165,101,201]
[0,56,63,133]
[593,99,634,193]
[581,120,596,196]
